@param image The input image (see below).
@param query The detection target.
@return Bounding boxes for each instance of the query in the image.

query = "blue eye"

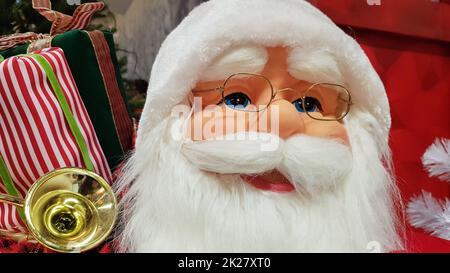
[223,92,251,109]
[293,97,322,113]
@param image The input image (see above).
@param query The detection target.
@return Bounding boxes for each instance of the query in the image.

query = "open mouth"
[241,170,295,193]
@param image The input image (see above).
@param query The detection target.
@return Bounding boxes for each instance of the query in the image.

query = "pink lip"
[241,173,295,193]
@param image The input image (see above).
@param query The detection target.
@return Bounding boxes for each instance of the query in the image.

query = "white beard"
[114,114,403,253]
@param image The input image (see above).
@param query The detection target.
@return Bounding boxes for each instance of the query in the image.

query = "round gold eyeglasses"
[192,73,352,121]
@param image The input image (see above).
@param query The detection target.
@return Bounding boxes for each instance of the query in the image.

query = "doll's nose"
[265,99,305,139]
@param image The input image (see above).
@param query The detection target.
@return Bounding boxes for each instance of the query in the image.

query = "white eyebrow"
[200,45,269,82]
[287,47,345,85]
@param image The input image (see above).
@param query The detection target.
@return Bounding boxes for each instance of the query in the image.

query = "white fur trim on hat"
[137,0,391,147]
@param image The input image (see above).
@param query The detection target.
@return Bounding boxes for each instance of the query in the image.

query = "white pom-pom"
[407,191,450,240]
[422,138,450,182]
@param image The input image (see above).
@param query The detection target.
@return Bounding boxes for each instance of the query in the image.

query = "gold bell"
[0,168,117,253]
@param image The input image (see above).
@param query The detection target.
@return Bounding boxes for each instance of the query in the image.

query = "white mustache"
[181,133,353,194]
[182,132,282,174]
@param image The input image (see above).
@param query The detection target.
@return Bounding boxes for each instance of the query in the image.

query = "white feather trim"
[407,191,450,241]
[422,138,450,182]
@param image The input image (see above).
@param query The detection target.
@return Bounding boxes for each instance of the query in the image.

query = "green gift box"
[0,30,134,170]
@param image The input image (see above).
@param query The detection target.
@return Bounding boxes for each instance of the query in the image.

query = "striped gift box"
[0,47,111,232]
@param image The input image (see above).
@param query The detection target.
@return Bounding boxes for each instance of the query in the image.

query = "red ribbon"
[0,0,104,51]
[33,0,105,36]
[0,33,51,51]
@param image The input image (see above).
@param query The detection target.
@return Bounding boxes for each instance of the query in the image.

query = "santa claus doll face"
[186,46,351,193]
[189,46,350,144]
[116,44,401,252]
[115,0,402,253]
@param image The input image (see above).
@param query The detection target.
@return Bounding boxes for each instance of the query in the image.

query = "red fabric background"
[310,0,450,42]
[312,0,450,251]
[361,32,450,201]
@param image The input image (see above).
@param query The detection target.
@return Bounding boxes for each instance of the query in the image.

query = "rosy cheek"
[330,128,350,146]
[186,112,212,141]
[185,109,231,140]
[304,120,350,146]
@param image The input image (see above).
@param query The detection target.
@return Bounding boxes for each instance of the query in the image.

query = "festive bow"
[0,0,104,51]
[0,33,50,51]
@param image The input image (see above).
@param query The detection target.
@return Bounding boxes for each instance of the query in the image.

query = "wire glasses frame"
[192,72,353,121]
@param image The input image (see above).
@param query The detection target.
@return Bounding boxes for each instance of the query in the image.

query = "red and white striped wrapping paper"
[0,47,111,232]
